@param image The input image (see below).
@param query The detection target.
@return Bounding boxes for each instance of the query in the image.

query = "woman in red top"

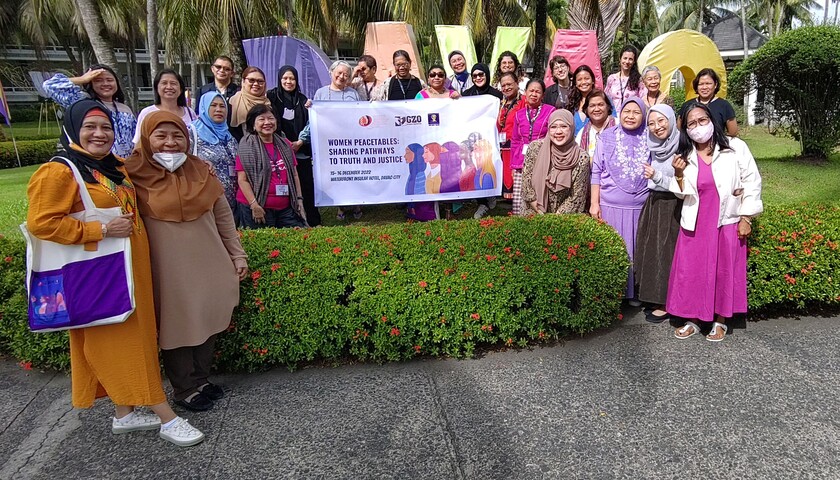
[497,72,526,201]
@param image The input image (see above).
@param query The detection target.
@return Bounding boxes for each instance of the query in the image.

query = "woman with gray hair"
[641,66,674,109]
[313,61,361,102]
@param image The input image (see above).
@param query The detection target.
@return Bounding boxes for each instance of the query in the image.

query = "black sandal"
[175,392,213,411]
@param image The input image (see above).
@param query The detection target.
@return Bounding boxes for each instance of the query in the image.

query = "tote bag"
[20,159,135,332]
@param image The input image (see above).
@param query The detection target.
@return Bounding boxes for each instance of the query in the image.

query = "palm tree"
[568,0,625,59]
[147,0,159,80]
[75,0,119,67]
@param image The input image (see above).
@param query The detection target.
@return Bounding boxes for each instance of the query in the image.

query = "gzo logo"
[394,115,422,126]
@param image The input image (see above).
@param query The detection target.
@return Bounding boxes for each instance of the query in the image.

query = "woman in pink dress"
[510,80,555,214]
[604,46,644,110]
[668,103,763,342]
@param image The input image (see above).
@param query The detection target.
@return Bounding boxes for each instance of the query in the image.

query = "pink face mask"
[687,123,714,144]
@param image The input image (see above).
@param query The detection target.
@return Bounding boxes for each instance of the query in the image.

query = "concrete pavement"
[1,310,838,479]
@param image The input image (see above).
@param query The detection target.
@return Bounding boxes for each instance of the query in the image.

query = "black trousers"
[161,335,217,401]
[237,203,306,229]
[296,158,321,227]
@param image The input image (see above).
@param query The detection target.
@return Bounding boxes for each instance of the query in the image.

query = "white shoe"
[112,411,161,434]
[474,205,489,219]
[159,417,205,447]
[487,197,497,210]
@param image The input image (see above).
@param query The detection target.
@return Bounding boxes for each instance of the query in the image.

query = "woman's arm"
[236,170,265,224]
[211,196,248,279]
[42,73,89,109]
[589,143,604,219]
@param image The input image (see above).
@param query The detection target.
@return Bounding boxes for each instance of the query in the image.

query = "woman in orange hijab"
[125,111,248,412]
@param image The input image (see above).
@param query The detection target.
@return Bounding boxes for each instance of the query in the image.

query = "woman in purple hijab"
[590,97,650,302]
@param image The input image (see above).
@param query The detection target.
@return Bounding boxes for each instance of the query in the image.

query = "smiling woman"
[133,69,197,145]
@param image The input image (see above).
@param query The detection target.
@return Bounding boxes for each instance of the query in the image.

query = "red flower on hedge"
[414,345,422,353]
[390,327,400,336]
[588,242,595,250]
[617,313,624,321]
[251,270,261,280]
[504,247,511,253]
[487,283,493,288]
[381,316,388,322]
[550,254,558,261]
[271,263,280,272]
[418,280,428,288]
[485,255,497,261]
[4,256,12,263]
[269,249,279,258]
[18,361,32,371]
[785,274,796,285]
[332,247,342,254]
[470,313,480,320]
[425,230,432,236]
[439,248,446,254]
[545,236,553,246]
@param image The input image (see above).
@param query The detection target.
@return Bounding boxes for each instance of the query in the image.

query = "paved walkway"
[1,310,838,479]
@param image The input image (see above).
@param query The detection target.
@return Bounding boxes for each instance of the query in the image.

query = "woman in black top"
[677,68,738,137]
[382,50,424,100]
[462,64,503,100]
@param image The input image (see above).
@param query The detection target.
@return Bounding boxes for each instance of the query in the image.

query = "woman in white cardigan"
[667,103,762,342]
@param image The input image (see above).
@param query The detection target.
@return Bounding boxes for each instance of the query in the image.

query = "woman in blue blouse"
[43,65,137,158]
[188,92,239,213]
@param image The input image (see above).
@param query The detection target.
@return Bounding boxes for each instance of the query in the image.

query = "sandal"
[706,322,728,342]
[675,321,699,339]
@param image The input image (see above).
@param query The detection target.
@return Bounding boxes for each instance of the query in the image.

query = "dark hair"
[393,50,411,63]
[427,64,446,76]
[245,104,275,134]
[241,66,266,82]
[582,89,613,118]
[499,72,519,85]
[677,102,730,158]
[492,51,525,85]
[619,46,642,92]
[692,68,721,97]
[548,55,571,82]
[83,64,125,104]
[358,54,377,70]
[524,79,545,93]
[566,65,596,111]
[153,68,187,107]
[215,56,234,69]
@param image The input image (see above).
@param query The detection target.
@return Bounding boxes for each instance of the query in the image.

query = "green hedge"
[3,206,838,372]
[0,140,58,169]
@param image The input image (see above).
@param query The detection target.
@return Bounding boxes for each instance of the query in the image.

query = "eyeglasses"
[472,72,486,78]
[686,117,711,129]
[429,72,445,79]
[213,65,233,72]
[245,78,265,85]
[394,62,410,68]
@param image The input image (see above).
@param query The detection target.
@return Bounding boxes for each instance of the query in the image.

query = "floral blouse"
[43,73,137,158]
[188,126,239,210]
[521,139,591,215]
[604,73,645,111]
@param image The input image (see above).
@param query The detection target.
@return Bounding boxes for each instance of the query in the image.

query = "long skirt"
[666,160,747,322]
[512,169,523,215]
[634,191,683,305]
[602,204,643,299]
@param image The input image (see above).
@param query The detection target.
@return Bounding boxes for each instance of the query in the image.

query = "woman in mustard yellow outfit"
[25,99,204,447]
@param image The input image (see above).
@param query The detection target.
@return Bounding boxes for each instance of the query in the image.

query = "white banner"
[310,96,502,206]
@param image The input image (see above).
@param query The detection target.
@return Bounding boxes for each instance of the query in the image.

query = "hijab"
[598,97,650,194]
[124,111,223,222]
[194,92,234,145]
[463,64,503,100]
[405,143,426,195]
[229,85,271,128]
[530,109,582,211]
[59,99,125,184]
[270,65,309,141]
[646,104,679,163]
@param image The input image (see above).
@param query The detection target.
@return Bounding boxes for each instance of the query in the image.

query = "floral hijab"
[598,97,650,194]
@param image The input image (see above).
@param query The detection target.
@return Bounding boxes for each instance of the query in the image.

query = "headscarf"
[448,50,469,83]
[530,109,582,211]
[193,92,233,145]
[463,64,503,100]
[229,88,271,128]
[270,65,309,141]
[124,111,223,222]
[58,99,125,184]
[597,97,650,194]
[646,104,679,163]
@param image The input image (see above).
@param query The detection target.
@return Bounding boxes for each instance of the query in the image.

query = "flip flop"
[675,321,699,339]
[706,322,728,342]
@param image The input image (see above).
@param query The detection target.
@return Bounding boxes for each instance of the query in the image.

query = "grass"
[1,120,63,142]
[0,127,837,240]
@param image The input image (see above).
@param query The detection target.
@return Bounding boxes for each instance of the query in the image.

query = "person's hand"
[304,99,312,108]
[204,161,217,176]
[250,203,266,224]
[353,65,364,77]
[75,68,106,85]
[451,90,461,99]
[672,154,686,177]
[589,204,601,220]
[738,218,752,239]
[236,264,249,281]
[643,164,655,179]
[530,202,542,214]
[291,140,302,152]
[104,214,134,238]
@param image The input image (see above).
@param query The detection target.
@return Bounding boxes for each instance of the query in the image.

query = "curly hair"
[619,45,642,93]
[566,65,596,111]
[491,51,525,86]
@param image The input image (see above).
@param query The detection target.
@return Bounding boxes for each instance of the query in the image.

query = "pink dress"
[666,158,748,321]
[605,74,645,112]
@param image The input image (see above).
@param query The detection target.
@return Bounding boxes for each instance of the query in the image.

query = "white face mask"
[152,152,188,172]
[687,123,714,144]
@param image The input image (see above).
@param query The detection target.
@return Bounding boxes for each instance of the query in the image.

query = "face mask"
[687,123,714,143]
[152,152,188,172]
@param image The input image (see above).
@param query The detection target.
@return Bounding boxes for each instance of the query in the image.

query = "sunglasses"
[472,72,486,78]
[213,65,233,72]
[429,72,446,79]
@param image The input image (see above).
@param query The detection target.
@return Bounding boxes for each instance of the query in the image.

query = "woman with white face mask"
[126,111,248,411]
[668,103,762,342]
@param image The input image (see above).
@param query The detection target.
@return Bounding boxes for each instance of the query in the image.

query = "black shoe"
[198,383,225,401]
[175,392,214,411]
[645,311,671,323]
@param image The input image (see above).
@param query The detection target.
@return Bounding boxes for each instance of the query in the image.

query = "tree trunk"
[147,0,159,81]
[190,55,198,110]
[74,0,119,68]
[835,0,838,22]
[533,0,548,80]
[697,0,704,31]
[741,0,750,125]
[228,16,247,72]
[285,0,294,36]
[824,0,830,23]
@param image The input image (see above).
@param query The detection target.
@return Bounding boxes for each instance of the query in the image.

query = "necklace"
[645,92,661,107]
[92,170,140,230]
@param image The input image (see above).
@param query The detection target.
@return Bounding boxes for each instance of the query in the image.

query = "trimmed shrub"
[670,86,686,113]
[0,140,58,169]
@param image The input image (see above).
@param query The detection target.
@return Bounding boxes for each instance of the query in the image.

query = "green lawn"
[1,120,62,141]
[1,128,837,239]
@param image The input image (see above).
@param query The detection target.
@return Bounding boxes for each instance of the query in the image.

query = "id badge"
[228,166,235,177]
[275,184,290,196]
[283,108,295,121]
[499,132,507,144]
[522,145,528,155]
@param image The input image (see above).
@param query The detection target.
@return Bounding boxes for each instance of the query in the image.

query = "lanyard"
[396,78,413,99]
[499,96,519,128]
[364,80,377,99]
[526,105,542,142]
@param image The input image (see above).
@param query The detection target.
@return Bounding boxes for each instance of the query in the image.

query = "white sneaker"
[474,205,489,219]
[487,197,497,210]
[112,411,161,434]
[159,417,205,447]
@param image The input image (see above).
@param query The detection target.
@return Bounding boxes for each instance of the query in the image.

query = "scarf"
[579,116,616,154]
[193,92,234,145]
[268,65,309,142]
[530,110,582,212]
[598,97,650,194]
[238,132,306,221]
[229,89,271,128]
[58,99,125,184]
[463,64,503,100]
[646,104,679,190]
[124,111,223,222]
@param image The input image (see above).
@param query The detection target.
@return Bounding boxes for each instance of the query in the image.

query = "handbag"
[20,158,136,332]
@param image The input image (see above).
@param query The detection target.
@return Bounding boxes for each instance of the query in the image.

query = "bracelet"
[101,223,108,237]
[741,216,752,224]
[248,198,257,206]
[675,175,684,181]
[296,196,303,200]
